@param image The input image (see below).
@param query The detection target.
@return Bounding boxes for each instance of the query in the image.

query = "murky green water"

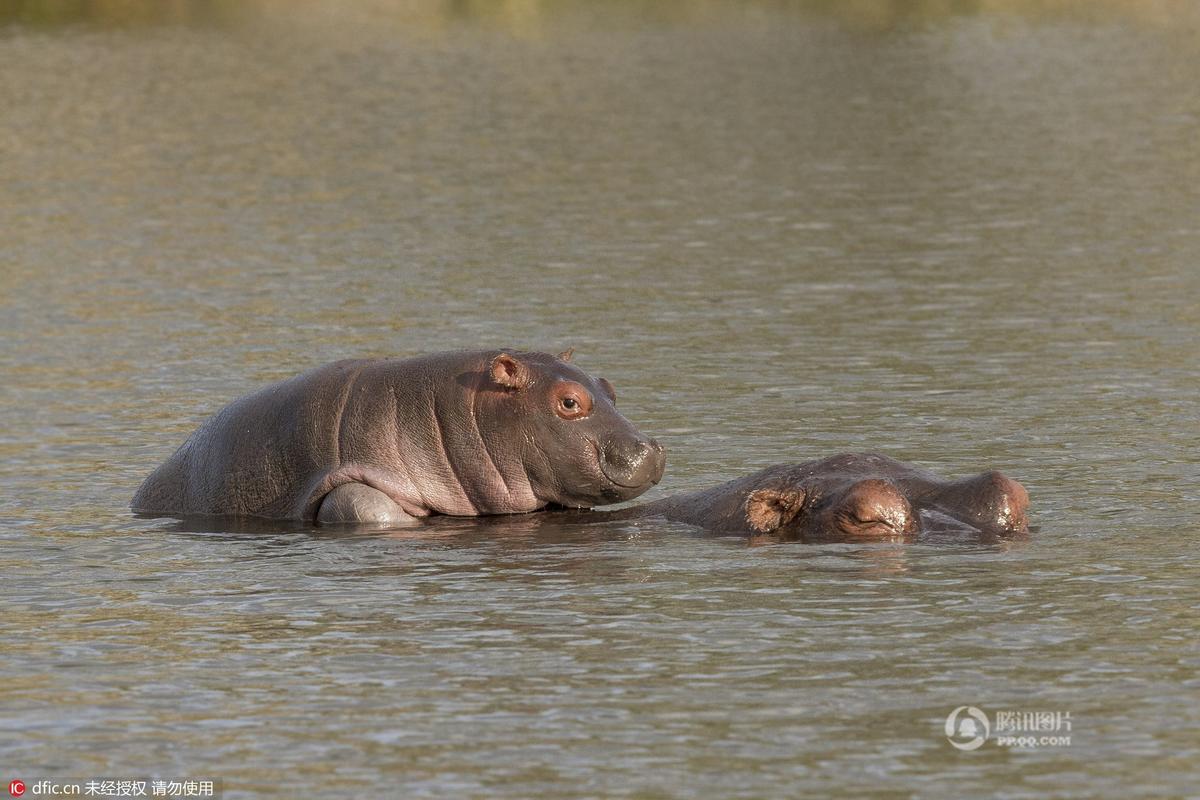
[2,2,1198,797]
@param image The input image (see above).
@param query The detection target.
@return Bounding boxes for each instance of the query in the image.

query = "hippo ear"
[557,347,575,363]
[490,353,534,391]
[745,488,805,533]
[597,377,617,403]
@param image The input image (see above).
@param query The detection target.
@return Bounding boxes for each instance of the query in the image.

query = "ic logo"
[8,780,26,798]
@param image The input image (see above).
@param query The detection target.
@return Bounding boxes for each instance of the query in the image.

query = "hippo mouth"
[601,467,656,490]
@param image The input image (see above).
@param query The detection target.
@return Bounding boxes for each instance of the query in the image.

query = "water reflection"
[2,0,1198,795]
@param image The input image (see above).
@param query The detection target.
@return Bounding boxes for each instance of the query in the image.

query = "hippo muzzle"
[599,436,666,493]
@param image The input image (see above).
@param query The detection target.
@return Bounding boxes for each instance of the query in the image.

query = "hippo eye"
[554,381,593,420]
[836,480,915,536]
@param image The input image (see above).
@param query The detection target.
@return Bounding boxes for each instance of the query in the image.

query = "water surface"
[2,2,1198,797]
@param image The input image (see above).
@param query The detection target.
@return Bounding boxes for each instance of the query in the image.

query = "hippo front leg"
[316,483,415,526]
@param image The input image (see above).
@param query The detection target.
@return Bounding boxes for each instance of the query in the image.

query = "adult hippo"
[132,349,665,523]
[603,453,1029,542]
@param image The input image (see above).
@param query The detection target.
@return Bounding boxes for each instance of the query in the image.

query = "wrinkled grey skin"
[601,453,1029,542]
[132,350,665,523]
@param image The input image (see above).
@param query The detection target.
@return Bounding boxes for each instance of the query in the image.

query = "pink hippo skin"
[132,350,665,524]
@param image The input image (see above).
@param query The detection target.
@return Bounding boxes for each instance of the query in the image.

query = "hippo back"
[132,359,369,517]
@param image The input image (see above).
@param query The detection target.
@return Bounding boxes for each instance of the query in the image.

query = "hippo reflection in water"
[599,452,1030,543]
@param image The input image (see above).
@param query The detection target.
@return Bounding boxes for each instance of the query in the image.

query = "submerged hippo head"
[474,349,666,508]
[747,477,919,539]
[742,457,1030,541]
[610,453,1029,542]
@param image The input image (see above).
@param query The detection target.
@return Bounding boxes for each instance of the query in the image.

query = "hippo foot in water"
[609,453,1029,542]
[315,483,414,525]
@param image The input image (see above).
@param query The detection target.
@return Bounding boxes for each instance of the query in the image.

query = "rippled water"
[2,2,1198,797]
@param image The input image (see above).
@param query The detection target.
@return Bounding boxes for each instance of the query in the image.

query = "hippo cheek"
[596,436,666,497]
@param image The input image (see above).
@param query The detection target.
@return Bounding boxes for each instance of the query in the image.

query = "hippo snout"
[599,437,666,489]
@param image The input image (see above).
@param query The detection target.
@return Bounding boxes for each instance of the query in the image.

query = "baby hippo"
[133,349,665,523]
[612,453,1028,541]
